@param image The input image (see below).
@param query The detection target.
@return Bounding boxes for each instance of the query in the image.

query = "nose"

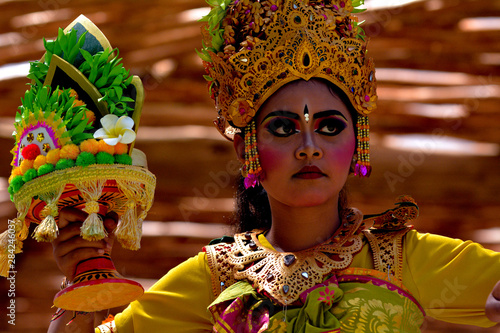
[295,132,323,160]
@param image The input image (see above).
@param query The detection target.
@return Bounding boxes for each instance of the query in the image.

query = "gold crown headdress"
[200,0,377,185]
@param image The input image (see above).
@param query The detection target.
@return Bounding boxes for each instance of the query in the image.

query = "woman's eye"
[316,118,347,136]
[267,118,299,137]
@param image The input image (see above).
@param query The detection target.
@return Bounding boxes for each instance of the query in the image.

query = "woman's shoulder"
[403,228,499,259]
[148,251,211,293]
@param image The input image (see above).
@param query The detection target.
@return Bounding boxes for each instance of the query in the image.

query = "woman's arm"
[486,281,500,322]
[404,231,500,327]
[48,208,117,333]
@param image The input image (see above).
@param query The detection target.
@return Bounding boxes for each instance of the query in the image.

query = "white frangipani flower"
[93,114,136,146]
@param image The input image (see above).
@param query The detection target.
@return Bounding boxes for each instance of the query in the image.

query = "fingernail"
[98,249,105,255]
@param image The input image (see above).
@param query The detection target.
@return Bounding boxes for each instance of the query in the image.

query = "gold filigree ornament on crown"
[200,0,377,180]
[0,15,156,312]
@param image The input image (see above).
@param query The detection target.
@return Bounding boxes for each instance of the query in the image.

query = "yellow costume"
[97,209,500,332]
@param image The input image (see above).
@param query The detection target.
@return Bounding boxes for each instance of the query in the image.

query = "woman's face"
[255,80,356,208]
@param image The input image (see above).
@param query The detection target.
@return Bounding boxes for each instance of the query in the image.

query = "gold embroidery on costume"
[206,198,425,332]
[205,241,238,298]
[363,195,418,282]
[363,228,410,282]
[206,208,365,305]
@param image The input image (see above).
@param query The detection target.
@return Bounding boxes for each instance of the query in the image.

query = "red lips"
[294,165,326,179]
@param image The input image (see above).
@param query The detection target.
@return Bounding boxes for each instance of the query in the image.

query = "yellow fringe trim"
[33,187,64,242]
[113,178,155,250]
[0,221,27,277]
[14,201,30,242]
[0,229,17,277]
[115,200,140,250]
[0,253,10,277]
[0,201,30,277]
[77,179,107,241]
[13,165,156,217]
[12,165,155,249]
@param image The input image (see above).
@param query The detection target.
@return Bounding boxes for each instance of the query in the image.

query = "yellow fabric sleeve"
[402,230,500,327]
[113,252,214,332]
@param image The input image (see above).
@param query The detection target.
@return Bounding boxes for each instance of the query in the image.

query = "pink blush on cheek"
[328,138,356,170]
[335,140,356,162]
[258,145,286,173]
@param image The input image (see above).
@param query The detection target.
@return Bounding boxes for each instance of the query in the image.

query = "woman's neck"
[265,198,341,252]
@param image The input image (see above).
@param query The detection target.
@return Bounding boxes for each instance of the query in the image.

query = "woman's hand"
[51,208,118,281]
[486,280,500,322]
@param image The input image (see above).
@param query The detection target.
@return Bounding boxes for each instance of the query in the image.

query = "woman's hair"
[232,174,272,233]
[231,79,357,234]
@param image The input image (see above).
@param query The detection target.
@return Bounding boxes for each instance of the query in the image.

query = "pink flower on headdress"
[229,98,256,128]
[362,93,377,112]
[320,8,338,28]
[262,0,279,16]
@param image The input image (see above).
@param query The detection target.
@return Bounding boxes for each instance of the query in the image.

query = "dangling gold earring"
[354,115,371,177]
[242,120,262,188]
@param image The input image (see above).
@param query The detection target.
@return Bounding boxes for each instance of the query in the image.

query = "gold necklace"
[227,208,365,305]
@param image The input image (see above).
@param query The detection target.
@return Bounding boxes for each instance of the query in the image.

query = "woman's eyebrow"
[261,111,300,124]
[313,110,348,121]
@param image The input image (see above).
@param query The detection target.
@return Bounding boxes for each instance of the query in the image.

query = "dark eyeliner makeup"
[315,118,347,136]
[261,111,301,137]
[264,117,300,137]
[313,110,348,136]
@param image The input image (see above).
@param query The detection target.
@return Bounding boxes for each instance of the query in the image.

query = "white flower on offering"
[93,114,136,146]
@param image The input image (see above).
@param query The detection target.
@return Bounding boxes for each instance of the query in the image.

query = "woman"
[49,0,500,331]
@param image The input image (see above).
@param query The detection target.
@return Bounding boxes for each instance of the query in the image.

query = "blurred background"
[0,0,499,331]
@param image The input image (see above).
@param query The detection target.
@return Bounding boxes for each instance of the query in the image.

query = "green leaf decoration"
[197,0,232,62]
[78,48,134,117]
[29,29,88,86]
[16,85,93,145]
[71,132,93,143]
[351,0,367,40]
[17,25,137,148]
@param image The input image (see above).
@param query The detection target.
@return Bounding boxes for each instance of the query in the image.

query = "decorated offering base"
[54,254,144,312]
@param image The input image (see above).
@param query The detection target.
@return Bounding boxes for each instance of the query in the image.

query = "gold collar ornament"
[228,208,365,305]
[200,0,376,183]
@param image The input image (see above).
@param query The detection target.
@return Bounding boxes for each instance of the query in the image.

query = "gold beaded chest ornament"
[200,0,377,187]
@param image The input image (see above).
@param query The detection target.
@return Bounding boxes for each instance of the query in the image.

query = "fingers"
[103,211,118,233]
[53,232,109,259]
[52,208,120,280]
[54,208,118,252]
[102,211,119,253]
[486,290,500,322]
[57,207,88,229]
